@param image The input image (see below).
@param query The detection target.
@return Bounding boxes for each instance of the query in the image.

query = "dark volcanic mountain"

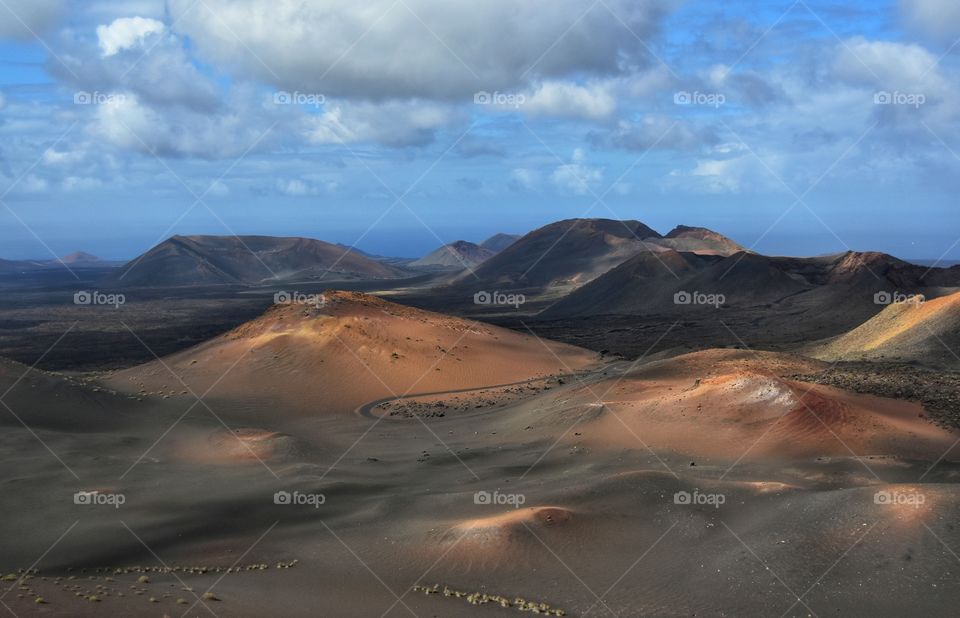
[447,219,750,296]
[810,290,960,368]
[410,240,495,269]
[480,233,521,254]
[649,225,746,256]
[60,251,102,265]
[543,249,960,333]
[0,253,114,273]
[454,218,663,292]
[109,235,407,287]
[0,258,35,273]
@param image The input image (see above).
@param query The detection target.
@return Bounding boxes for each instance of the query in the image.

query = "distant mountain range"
[409,234,519,270]
[0,252,115,272]
[410,240,495,269]
[3,221,958,334]
[446,219,744,293]
[108,235,406,287]
[542,247,960,326]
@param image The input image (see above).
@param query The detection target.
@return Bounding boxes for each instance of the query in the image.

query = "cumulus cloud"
[551,148,602,194]
[18,174,49,193]
[276,178,316,196]
[593,117,713,152]
[97,16,166,57]
[43,148,85,166]
[62,176,103,191]
[88,93,280,159]
[207,180,229,197]
[275,175,338,195]
[509,168,541,191]
[167,0,669,100]
[667,154,781,194]
[522,81,616,120]
[0,0,63,40]
[53,23,219,112]
[832,38,942,91]
[306,101,457,147]
[704,65,783,107]
[900,0,960,40]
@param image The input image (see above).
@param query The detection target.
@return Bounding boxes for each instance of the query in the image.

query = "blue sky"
[0,0,959,261]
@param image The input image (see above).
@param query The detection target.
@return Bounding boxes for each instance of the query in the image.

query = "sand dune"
[104,291,599,415]
[0,357,133,432]
[527,349,959,461]
[444,506,575,552]
[7,284,960,617]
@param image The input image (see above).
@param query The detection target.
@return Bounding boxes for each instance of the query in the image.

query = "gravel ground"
[790,362,960,430]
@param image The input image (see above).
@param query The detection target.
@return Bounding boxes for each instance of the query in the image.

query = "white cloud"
[0,91,6,110]
[900,0,960,40]
[88,93,280,159]
[670,153,787,194]
[51,22,219,112]
[0,0,63,40]
[306,101,456,147]
[522,81,616,120]
[83,1,166,23]
[167,0,669,100]
[832,38,942,91]
[689,158,743,193]
[509,168,540,191]
[275,176,338,196]
[622,66,674,99]
[62,176,103,191]
[207,180,229,197]
[276,178,315,196]
[19,174,49,193]
[97,16,166,57]
[597,117,710,152]
[43,149,84,165]
[551,148,602,194]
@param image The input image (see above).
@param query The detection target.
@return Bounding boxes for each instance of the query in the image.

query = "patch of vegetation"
[413,583,566,615]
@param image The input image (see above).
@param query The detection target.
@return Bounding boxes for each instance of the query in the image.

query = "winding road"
[354,363,626,421]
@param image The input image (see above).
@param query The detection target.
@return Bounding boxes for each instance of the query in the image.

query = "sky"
[0,0,959,261]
